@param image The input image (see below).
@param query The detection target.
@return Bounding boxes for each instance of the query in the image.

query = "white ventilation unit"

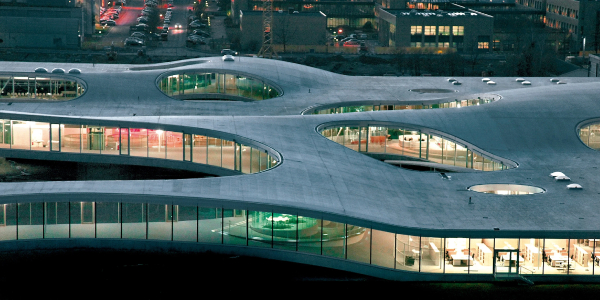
[567,184,582,189]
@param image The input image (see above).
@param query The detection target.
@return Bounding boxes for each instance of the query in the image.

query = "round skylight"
[468,184,545,195]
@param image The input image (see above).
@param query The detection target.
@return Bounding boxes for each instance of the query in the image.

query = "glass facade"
[158,72,280,101]
[0,75,84,100]
[321,125,515,171]
[310,96,498,115]
[0,201,593,277]
[579,123,600,150]
[0,119,278,174]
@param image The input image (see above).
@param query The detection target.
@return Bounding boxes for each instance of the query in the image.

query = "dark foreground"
[0,248,600,296]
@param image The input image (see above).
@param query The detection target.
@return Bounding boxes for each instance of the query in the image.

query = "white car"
[222,55,235,62]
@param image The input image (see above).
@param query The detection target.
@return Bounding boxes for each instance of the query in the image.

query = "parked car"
[343,40,360,47]
[188,22,207,29]
[124,37,144,46]
[131,24,149,32]
[190,19,208,25]
[186,35,206,45]
[131,32,147,39]
[339,37,356,44]
[222,55,234,61]
[191,29,210,38]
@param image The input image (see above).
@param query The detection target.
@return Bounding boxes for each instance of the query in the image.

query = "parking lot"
[95,0,216,54]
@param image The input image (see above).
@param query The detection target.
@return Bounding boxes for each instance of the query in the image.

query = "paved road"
[160,0,194,49]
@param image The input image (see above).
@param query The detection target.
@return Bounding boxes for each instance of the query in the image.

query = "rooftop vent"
[516,78,525,82]
[550,172,565,177]
[555,175,571,181]
[550,78,559,82]
[567,183,582,189]
[482,78,491,82]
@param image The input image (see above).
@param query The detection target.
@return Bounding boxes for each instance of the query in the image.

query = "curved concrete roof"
[1,57,600,238]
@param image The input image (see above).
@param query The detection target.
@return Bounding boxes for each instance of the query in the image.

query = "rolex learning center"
[1,58,600,283]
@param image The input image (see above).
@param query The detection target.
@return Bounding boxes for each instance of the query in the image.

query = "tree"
[394,47,408,75]
[273,14,298,53]
[440,52,463,76]
[465,36,481,76]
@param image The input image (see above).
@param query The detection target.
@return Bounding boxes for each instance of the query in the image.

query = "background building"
[0,0,97,49]
[377,7,493,52]
[239,10,327,51]
[233,0,375,31]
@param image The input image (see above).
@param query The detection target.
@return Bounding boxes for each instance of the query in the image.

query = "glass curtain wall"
[579,123,600,150]
[311,96,497,115]
[158,72,280,101]
[1,200,599,277]
[0,119,279,174]
[322,125,513,171]
[0,75,84,100]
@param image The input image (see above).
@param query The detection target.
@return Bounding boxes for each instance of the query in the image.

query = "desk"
[501,254,524,267]
[452,255,473,266]
[550,255,573,267]
[32,140,45,148]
